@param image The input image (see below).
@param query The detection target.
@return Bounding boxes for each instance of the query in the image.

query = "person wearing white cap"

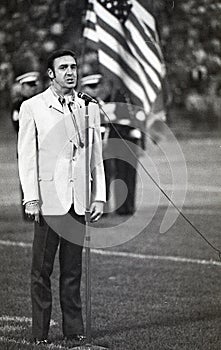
[11,71,40,133]
[80,73,110,141]
[80,73,103,87]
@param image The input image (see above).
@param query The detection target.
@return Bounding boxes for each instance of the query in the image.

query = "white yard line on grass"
[0,239,221,267]
[0,316,32,323]
[92,249,221,267]
[0,337,66,349]
[0,316,62,349]
[0,316,57,326]
[0,240,32,248]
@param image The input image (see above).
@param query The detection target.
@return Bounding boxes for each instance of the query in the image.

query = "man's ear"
[47,68,55,79]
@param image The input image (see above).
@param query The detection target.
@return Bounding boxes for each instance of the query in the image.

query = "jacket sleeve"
[17,101,39,204]
[90,104,106,203]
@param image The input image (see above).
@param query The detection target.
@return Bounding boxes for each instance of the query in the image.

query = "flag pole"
[71,102,108,350]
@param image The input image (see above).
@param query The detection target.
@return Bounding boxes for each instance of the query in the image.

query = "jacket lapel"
[42,87,64,114]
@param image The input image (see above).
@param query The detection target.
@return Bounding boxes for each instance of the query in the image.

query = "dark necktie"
[59,96,84,148]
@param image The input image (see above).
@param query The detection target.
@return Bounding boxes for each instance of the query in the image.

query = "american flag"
[83,0,164,114]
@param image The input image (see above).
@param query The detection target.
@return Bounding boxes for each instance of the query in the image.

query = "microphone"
[78,91,98,104]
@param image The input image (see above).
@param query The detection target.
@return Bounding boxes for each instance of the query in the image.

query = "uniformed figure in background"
[11,71,40,133]
[81,74,145,216]
[106,90,145,216]
[80,73,110,142]
[11,71,40,220]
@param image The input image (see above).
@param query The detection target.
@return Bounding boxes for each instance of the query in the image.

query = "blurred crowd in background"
[1,0,221,129]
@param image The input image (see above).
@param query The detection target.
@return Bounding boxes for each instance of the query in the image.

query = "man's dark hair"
[47,49,77,72]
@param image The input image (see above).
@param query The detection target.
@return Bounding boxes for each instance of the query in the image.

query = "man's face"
[50,55,77,93]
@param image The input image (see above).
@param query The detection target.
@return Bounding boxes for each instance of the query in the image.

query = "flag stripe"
[97,26,157,102]
[99,51,151,113]
[97,16,131,55]
[83,3,98,42]
[124,24,162,90]
[83,27,98,43]
[131,1,164,62]
[83,0,163,114]
[95,14,160,99]
[128,11,162,64]
[97,18,158,92]
[98,39,153,104]
[132,0,156,33]
[126,18,162,74]
[124,27,161,90]
[95,1,123,37]
[131,0,164,67]
[96,15,159,101]
[85,9,96,25]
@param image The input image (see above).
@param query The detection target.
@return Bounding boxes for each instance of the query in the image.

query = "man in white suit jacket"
[18,50,106,345]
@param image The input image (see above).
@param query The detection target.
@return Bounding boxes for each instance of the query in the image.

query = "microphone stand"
[72,100,108,350]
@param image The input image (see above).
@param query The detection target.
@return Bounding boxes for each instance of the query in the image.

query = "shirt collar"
[50,86,75,106]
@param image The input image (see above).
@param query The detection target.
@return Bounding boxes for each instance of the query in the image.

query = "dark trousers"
[31,206,85,339]
[115,158,137,215]
[104,141,138,215]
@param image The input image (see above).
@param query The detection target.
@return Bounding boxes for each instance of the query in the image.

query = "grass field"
[1,111,221,349]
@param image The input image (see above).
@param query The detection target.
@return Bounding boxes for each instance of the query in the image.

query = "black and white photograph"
[0,1,221,349]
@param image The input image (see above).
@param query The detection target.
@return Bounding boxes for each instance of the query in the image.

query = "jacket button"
[69,179,73,182]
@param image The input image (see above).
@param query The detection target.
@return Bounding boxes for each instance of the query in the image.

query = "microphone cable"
[100,105,221,261]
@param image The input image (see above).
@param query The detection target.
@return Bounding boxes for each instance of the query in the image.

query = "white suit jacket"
[18,87,106,215]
